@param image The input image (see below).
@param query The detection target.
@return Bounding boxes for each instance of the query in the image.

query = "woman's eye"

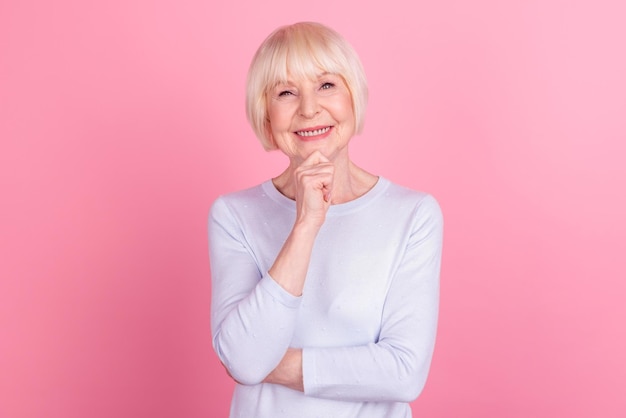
[278,90,294,97]
[320,82,335,90]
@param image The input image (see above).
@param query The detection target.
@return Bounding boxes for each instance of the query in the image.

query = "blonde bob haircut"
[246,22,368,151]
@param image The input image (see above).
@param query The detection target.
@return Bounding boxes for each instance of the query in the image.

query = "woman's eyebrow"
[272,81,294,89]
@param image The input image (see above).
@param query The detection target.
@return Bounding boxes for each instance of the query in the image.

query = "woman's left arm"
[266,195,443,402]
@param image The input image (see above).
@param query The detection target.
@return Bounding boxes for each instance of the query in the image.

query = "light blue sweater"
[209,177,443,417]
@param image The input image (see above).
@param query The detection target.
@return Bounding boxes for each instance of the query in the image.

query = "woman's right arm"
[210,151,333,385]
[209,198,301,385]
[268,151,334,296]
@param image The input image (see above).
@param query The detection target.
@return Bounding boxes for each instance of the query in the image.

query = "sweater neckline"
[261,176,389,216]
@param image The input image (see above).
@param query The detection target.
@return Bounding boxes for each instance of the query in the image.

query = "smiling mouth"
[295,126,332,137]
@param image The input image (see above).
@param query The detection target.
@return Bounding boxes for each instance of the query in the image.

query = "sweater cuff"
[303,347,334,397]
[302,347,316,395]
[259,272,302,309]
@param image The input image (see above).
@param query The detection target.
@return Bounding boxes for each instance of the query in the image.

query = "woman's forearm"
[263,348,304,392]
[268,222,319,296]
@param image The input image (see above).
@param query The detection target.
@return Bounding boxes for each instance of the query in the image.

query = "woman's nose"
[298,92,320,118]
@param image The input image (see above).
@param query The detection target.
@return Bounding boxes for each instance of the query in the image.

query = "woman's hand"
[293,151,334,230]
[268,151,333,296]
[263,348,304,392]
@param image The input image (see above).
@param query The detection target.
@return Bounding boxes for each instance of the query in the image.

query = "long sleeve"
[209,179,443,418]
[209,197,301,385]
[302,194,443,402]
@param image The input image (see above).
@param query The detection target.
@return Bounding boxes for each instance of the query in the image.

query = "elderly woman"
[209,22,443,417]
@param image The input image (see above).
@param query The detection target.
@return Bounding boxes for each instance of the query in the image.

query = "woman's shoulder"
[383,178,441,210]
[209,181,265,217]
[213,181,268,205]
[209,179,290,221]
[378,180,443,236]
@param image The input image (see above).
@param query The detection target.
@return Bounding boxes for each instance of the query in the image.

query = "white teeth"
[296,127,331,137]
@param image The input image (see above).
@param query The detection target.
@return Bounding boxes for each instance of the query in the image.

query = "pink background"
[2,0,625,417]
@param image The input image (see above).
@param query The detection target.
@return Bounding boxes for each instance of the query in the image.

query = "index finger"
[302,150,330,166]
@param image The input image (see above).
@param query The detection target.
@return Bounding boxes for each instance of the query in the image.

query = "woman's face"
[266,72,355,163]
